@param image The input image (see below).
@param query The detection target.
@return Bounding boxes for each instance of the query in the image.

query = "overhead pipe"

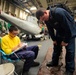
[7,0,32,14]
[13,0,32,13]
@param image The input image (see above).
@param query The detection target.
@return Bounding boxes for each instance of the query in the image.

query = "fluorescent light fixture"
[25,9,30,13]
[30,6,37,10]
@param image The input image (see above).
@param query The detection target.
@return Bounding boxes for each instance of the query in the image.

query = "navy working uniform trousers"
[52,36,75,73]
[10,45,39,71]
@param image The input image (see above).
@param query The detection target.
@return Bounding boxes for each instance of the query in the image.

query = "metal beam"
[14,0,32,11]
[7,0,32,14]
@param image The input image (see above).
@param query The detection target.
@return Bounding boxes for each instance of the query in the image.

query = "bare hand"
[61,41,68,46]
[19,42,27,49]
[53,41,57,45]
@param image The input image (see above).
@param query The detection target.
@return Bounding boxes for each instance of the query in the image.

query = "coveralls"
[45,7,76,73]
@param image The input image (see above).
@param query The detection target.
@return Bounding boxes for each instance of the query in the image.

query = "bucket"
[0,63,15,75]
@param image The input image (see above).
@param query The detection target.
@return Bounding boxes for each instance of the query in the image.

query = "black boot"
[46,61,58,67]
[31,61,40,67]
[64,71,73,75]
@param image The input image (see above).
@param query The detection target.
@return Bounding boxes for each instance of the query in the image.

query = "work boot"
[31,61,40,67]
[46,61,58,67]
[64,71,73,75]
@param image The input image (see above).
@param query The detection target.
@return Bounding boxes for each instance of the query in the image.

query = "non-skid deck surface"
[38,47,76,75]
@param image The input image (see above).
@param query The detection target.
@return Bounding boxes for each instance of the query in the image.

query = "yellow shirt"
[1,34,20,54]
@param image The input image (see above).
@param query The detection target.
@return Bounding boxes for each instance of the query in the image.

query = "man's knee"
[36,46,39,51]
[28,51,35,59]
[35,45,39,51]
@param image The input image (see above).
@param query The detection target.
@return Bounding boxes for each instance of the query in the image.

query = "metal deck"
[38,47,76,75]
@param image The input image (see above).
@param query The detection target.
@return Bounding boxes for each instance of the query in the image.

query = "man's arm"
[1,38,12,54]
[12,43,21,51]
[12,42,27,51]
[45,21,56,41]
[55,8,72,43]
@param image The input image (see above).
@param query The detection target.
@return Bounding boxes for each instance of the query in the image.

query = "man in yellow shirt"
[1,25,40,75]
